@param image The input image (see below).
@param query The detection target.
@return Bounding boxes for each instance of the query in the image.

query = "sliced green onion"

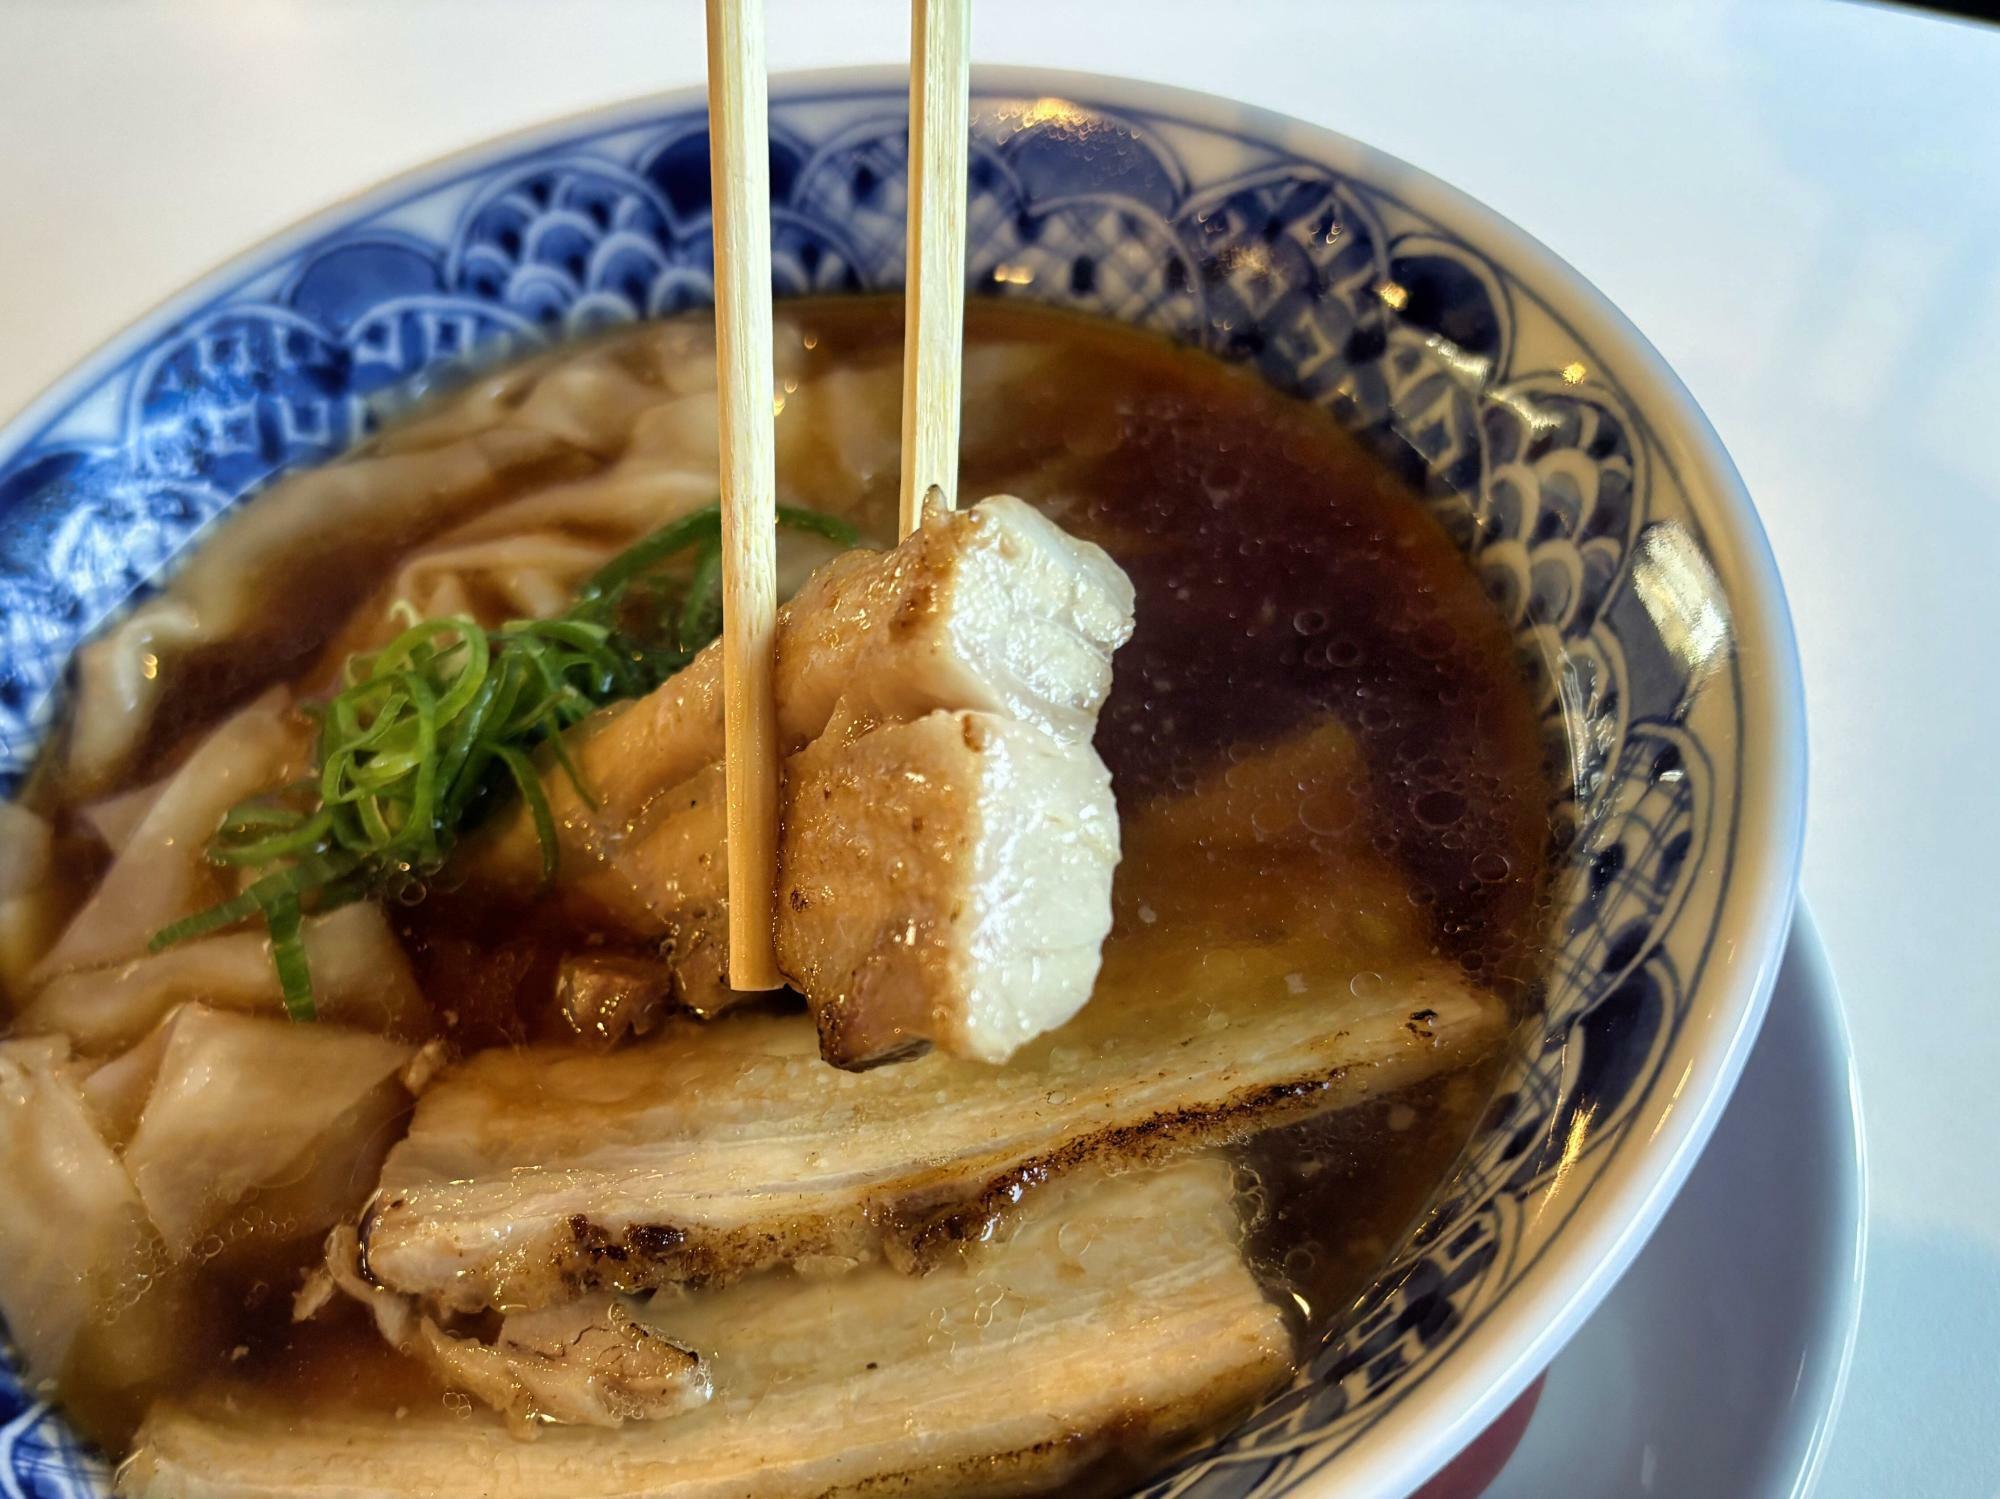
[576,506,723,604]
[148,889,264,952]
[678,541,723,650]
[257,887,314,1022]
[777,504,860,546]
[495,745,559,884]
[207,807,334,865]
[436,670,503,815]
[217,801,309,833]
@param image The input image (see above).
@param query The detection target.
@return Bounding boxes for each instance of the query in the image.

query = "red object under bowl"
[1409,1378,1546,1498]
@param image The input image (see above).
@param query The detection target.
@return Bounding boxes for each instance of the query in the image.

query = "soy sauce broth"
[17,297,1557,1479]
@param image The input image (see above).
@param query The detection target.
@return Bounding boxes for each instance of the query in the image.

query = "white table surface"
[1,1,1994,1492]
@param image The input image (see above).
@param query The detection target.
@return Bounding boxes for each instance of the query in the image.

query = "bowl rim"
[0,64,1808,1499]
[1037,66,1805,1496]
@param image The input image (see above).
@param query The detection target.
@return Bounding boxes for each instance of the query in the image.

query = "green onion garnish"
[148,502,856,1016]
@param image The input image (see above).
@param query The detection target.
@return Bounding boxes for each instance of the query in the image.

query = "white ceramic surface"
[0,1,1993,1493]
[1487,901,1865,1498]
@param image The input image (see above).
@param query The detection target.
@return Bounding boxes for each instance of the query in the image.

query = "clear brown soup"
[23,297,1556,1483]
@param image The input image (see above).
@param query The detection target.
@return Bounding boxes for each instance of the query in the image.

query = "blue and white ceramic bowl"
[0,68,1805,1499]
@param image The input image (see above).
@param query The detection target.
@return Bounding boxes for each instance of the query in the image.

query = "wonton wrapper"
[21,902,426,1057]
[0,1037,154,1383]
[30,691,306,985]
[113,1006,412,1258]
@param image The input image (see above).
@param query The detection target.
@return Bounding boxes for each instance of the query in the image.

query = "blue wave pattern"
[0,90,1720,1496]
[0,1350,111,1498]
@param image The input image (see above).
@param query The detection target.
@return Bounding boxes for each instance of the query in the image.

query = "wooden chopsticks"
[898,0,971,540]
[706,0,783,991]
[708,0,972,988]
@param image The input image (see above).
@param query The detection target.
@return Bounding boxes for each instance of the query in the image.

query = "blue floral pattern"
[0,81,1747,1496]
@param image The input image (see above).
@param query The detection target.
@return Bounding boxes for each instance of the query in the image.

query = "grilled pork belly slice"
[413,1298,710,1431]
[300,1229,712,1431]
[783,710,1118,1065]
[474,493,1134,1066]
[554,952,677,1049]
[361,927,1500,1315]
[562,707,1119,1066]
[476,493,1135,891]
[126,1161,1289,1499]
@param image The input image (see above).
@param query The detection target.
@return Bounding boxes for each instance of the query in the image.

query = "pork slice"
[563,708,1118,1066]
[299,1229,712,1431]
[126,1160,1289,1499]
[413,1298,710,1431]
[476,494,1135,889]
[361,923,1501,1314]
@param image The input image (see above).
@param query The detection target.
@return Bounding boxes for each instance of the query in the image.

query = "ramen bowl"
[0,67,1805,1497]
